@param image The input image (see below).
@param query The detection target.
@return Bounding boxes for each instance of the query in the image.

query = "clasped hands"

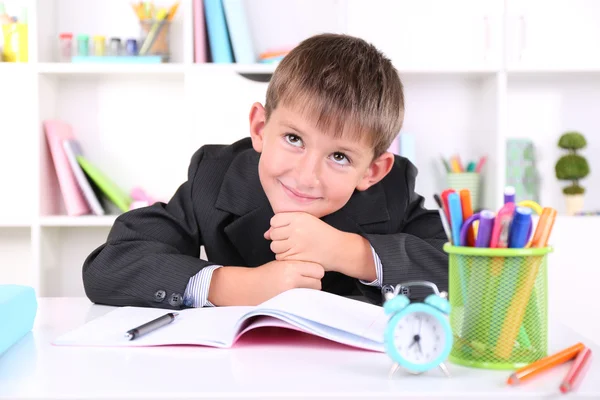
[256,212,374,294]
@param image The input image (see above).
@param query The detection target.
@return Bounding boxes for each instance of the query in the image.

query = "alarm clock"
[382,281,453,377]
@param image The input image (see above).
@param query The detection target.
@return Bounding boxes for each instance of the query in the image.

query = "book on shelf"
[52,288,387,352]
[62,139,105,216]
[194,0,288,64]
[43,119,133,217]
[43,120,92,216]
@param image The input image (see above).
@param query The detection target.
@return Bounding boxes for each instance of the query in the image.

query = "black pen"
[125,312,179,340]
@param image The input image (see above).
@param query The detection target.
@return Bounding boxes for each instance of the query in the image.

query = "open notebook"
[53,289,388,352]
[54,289,387,352]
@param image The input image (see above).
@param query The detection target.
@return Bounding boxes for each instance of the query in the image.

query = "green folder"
[76,155,132,213]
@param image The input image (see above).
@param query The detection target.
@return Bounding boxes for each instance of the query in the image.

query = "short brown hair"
[264,33,404,158]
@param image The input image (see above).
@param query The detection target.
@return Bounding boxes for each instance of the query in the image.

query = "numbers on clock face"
[393,311,446,365]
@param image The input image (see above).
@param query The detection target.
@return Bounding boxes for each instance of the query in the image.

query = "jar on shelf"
[92,35,105,56]
[76,34,89,57]
[108,37,122,56]
[125,38,138,56]
[58,32,73,62]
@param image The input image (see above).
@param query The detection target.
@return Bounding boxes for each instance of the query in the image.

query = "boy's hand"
[264,212,344,271]
[249,260,325,304]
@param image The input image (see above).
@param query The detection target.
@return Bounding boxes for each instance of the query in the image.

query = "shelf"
[2,62,507,79]
[40,215,118,227]
[37,62,188,78]
[507,66,600,77]
[0,217,32,228]
[0,62,34,73]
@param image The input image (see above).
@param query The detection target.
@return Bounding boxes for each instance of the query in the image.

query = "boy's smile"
[249,102,394,219]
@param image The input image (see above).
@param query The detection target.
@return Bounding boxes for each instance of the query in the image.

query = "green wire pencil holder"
[443,243,553,370]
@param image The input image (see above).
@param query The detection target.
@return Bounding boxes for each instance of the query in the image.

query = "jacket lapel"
[215,144,391,268]
[215,149,275,267]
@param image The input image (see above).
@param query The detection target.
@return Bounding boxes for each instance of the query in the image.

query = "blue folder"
[204,0,234,63]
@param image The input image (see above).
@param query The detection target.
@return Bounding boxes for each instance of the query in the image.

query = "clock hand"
[417,341,423,354]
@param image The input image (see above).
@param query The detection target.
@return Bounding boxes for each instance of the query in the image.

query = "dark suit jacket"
[82,137,448,309]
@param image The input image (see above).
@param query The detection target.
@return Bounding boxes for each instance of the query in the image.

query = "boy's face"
[249,102,394,218]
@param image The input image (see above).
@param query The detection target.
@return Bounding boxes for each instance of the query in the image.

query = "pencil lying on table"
[507,342,584,385]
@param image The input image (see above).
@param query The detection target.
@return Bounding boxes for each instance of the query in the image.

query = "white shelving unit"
[1,0,599,335]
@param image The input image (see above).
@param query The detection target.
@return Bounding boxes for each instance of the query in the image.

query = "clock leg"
[439,362,451,378]
[388,363,400,377]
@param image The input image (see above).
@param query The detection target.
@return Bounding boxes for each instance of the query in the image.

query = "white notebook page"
[53,306,255,347]
[255,288,387,344]
[53,289,387,350]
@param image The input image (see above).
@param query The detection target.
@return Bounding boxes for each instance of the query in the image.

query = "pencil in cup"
[494,207,557,360]
[459,211,491,343]
[447,192,468,306]
[488,207,534,351]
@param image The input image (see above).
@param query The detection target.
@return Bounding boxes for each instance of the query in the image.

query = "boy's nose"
[295,156,321,189]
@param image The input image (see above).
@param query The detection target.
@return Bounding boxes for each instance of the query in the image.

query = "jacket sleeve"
[359,160,449,304]
[82,148,215,309]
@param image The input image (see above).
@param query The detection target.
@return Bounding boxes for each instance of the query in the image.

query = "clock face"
[392,311,447,365]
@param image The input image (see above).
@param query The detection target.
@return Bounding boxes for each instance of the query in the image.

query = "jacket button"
[154,290,166,302]
[169,293,183,307]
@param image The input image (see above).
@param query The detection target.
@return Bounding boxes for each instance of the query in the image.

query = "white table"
[1,298,599,399]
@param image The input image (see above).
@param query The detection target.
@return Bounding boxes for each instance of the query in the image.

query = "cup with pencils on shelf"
[434,185,557,371]
[131,1,180,61]
[0,3,28,62]
[441,154,486,211]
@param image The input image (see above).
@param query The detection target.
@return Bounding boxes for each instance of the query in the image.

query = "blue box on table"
[0,285,37,356]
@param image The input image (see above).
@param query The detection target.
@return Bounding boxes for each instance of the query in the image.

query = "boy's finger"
[270,213,293,228]
[298,277,322,291]
[297,262,325,279]
[268,226,290,241]
[264,228,271,240]
[270,239,291,254]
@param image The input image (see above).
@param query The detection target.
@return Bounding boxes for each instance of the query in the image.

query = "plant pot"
[564,194,585,215]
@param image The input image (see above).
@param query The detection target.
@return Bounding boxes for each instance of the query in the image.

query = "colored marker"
[447,192,463,247]
[517,200,543,215]
[440,189,455,223]
[459,213,479,247]
[434,195,452,243]
[531,207,558,248]
[475,155,487,173]
[440,156,451,173]
[489,202,515,250]
[560,346,592,393]
[504,186,516,204]
[460,189,475,246]
[507,343,585,385]
[508,206,532,248]
[474,210,495,247]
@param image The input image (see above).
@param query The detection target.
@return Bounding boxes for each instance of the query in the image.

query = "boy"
[82,33,448,309]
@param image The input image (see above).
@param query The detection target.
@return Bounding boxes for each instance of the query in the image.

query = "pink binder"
[193,0,208,63]
[43,120,91,216]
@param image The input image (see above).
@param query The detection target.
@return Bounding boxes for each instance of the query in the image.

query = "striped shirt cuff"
[359,245,383,287]
[183,265,223,307]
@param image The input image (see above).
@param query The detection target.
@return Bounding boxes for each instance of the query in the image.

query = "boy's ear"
[356,151,395,191]
[249,102,266,153]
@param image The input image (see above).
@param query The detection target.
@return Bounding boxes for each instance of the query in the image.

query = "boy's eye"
[284,134,303,147]
[330,152,350,165]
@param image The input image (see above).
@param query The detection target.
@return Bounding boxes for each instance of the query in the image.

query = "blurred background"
[0,0,597,337]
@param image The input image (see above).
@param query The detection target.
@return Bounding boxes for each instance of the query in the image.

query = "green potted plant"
[555,131,590,215]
